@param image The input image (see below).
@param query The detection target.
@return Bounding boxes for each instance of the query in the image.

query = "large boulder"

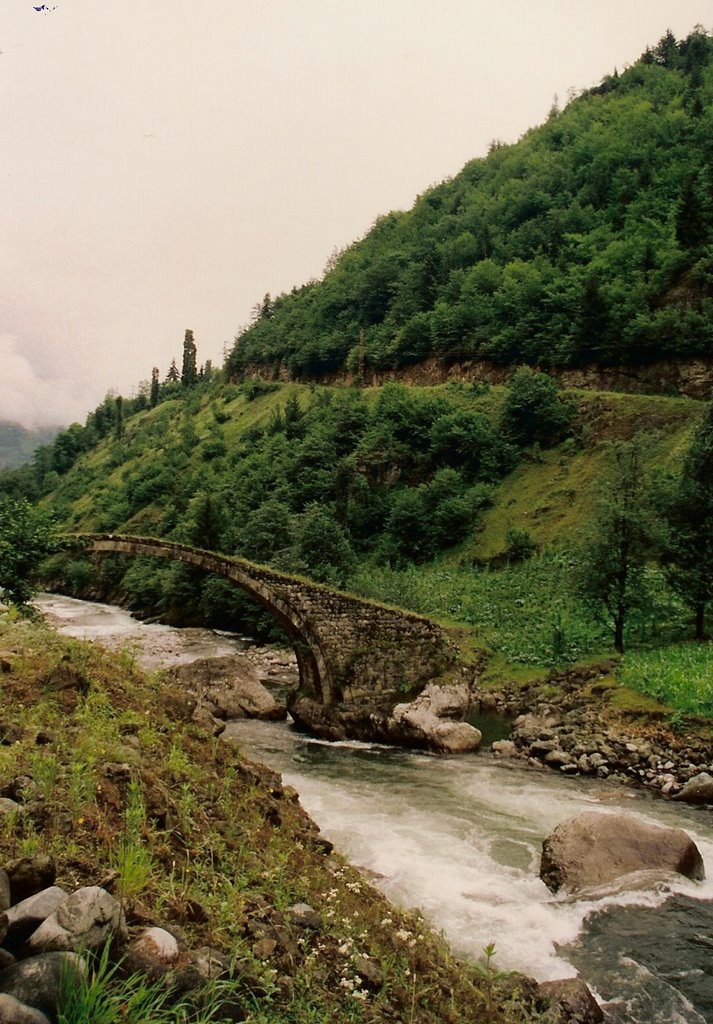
[167,655,286,721]
[540,812,705,894]
[388,683,481,754]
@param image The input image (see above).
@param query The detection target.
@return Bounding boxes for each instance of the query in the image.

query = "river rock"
[2,888,68,955]
[672,771,713,806]
[388,683,481,753]
[0,993,51,1024]
[26,886,126,954]
[0,953,85,1018]
[538,977,603,1023]
[167,655,286,721]
[491,739,517,757]
[540,812,705,893]
[131,927,180,963]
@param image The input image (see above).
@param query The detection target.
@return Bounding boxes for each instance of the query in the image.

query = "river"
[36,593,713,1024]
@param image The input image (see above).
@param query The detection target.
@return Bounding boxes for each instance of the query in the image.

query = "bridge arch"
[74,534,459,732]
[82,535,334,704]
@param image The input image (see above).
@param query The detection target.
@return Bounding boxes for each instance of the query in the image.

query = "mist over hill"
[0,421,59,470]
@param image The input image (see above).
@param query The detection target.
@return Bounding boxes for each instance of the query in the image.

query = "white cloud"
[0,333,94,429]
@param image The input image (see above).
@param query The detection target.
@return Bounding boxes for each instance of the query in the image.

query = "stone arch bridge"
[73,534,462,738]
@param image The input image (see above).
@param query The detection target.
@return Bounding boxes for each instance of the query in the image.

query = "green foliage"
[500,368,574,448]
[0,497,58,605]
[504,527,536,563]
[58,941,227,1024]
[575,438,657,652]
[282,503,357,587]
[658,396,713,638]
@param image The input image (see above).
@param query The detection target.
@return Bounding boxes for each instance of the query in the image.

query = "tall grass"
[618,643,713,717]
[350,552,691,666]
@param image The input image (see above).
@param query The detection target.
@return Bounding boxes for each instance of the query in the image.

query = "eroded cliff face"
[240,357,713,399]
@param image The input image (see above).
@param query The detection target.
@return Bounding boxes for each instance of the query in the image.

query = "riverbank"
[38,593,713,801]
[478,661,713,799]
[0,612,555,1024]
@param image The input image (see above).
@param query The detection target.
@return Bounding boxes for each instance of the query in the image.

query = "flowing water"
[37,594,713,1023]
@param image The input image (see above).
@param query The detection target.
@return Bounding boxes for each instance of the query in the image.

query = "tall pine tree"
[181,329,198,388]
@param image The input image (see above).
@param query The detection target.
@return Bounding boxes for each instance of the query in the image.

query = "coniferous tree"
[181,329,198,388]
[115,395,124,439]
[150,367,160,407]
[675,174,708,251]
[166,359,180,383]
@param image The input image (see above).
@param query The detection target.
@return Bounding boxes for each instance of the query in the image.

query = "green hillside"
[2,369,707,670]
[226,28,713,381]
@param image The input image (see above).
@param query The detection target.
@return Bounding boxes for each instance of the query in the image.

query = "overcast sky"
[1,0,710,429]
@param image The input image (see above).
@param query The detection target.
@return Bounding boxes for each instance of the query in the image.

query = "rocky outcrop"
[167,654,287,721]
[476,664,713,798]
[387,683,482,753]
[289,678,481,753]
[0,854,282,1022]
[540,812,705,894]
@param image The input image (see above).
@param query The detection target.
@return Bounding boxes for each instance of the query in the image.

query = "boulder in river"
[167,655,286,721]
[540,812,705,894]
[388,683,481,753]
[537,977,604,1023]
[672,771,713,806]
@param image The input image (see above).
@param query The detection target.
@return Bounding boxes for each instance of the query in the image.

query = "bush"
[500,367,574,447]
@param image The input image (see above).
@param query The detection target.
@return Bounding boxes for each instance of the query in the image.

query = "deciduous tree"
[576,439,655,653]
[659,398,713,639]
[0,498,58,606]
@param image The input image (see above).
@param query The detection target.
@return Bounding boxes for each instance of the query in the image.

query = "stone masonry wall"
[80,536,458,714]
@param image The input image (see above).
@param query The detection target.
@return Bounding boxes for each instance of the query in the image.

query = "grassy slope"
[473,390,702,558]
[52,380,703,549]
[0,614,538,1023]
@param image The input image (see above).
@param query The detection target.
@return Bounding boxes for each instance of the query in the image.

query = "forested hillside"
[226,28,713,381]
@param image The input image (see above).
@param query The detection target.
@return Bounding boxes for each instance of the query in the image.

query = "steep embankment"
[0,614,548,1023]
